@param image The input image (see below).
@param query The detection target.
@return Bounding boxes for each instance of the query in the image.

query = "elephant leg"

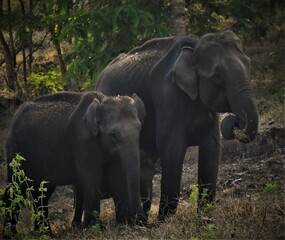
[113,195,128,223]
[198,124,220,209]
[140,153,157,223]
[141,196,151,224]
[72,183,83,227]
[82,189,101,227]
[105,162,128,223]
[33,185,55,232]
[79,171,102,227]
[158,135,187,221]
[74,150,103,227]
[141,195,151,222]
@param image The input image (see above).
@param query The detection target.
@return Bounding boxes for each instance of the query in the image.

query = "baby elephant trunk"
[120,147,145,224]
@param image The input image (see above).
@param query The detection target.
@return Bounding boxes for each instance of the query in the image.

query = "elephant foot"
[121,212,147,227]
[157,202,177,222]
[130,217,148,227]
[71,220,83,228]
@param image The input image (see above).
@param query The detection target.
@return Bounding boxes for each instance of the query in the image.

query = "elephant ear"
[132,93,146,124]
[220,30,243,52]
[172,46,198,100]
[85,98,101,136]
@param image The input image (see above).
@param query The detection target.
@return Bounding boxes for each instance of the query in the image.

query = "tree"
[0,0,44,98]
[0,0,19,93]
[171,0,186,35]
[59,0,172,88]
[0,0,172,97]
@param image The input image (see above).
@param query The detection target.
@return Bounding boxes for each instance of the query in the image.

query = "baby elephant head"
[85,94,146,149]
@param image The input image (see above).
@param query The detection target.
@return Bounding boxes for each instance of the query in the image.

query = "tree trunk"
[50,28,69,88]
[52,31,67,78]
[28,0,33,72]
[171,0,186,36]
[0,31,17,91]
[19,0,29,99]
[42,1,69,89]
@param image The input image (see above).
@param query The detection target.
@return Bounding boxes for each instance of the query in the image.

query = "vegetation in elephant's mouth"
[233,128,250,142]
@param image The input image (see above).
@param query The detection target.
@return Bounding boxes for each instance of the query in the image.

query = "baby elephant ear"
[132,94,146,124]
[172,46,198,100]
[85,98,101,136]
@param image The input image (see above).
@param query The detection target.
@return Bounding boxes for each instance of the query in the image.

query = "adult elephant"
[3,91,146,236]
[95,30,259,221]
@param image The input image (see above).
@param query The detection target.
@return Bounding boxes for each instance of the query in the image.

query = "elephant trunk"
[120,147,144,223]
[221,87,258,143]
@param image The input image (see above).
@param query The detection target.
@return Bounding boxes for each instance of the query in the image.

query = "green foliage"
[91,223,101,236]
[201,223,218,239]
[225,0,284,40]
[4,154,32,235]
[0,154,50,237]
[186,1,229,34]
[57,0,172,87]
[31,180,50,233]
[186,0,284,40]
[189,185,214,213]
[263,183,278,194]
[28,69,64,97]
[204,203,214,213]
[233,128,250,142]
[189,184,198,209]
[2,0,283,97]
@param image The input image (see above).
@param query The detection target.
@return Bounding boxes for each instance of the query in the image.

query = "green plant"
[189,185,215,214]
[3,154,33,237]
[31,180,50,233]
[201,223,218,240]
[91,223,101,235]
[189,184,198,209]
[204,203,214,213]
[58,1,172,86]
[263,183,278,193]
[28,69,64,97]
[1,154,50,238]
[233,128,250,142]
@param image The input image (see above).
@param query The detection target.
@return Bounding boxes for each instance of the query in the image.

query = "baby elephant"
[3,91,146,236]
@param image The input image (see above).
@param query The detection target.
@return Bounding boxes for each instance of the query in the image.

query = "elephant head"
[85,93,146,221]
[172,30,258,142]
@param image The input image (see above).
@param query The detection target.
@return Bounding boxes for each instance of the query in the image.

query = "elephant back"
[96,37,178,96]
[33,92,83,104]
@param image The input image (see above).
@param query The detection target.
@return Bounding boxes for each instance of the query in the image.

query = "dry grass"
[1,151,284,240]
[52,185,284,240]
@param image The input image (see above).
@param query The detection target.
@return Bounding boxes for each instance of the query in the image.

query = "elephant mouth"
[221,114,256,143]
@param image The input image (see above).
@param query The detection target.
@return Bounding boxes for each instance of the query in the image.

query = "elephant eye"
[212,71,222,86]
[109,130,120,143]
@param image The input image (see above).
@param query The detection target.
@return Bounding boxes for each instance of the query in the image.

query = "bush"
[28,69,64,97]
[0,154,50,238]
